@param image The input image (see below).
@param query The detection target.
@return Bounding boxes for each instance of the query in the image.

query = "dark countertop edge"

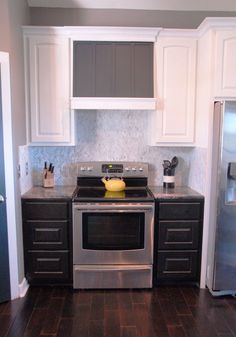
[21,185,76,200]
[147,186,204,200]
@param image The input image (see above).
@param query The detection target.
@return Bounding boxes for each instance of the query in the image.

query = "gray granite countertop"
[21,186,75,199]
[148,186,204,200]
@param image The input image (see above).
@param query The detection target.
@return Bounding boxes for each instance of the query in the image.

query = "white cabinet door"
[215,31,236,98]
[26,35,71,144]
[151,37,196,145]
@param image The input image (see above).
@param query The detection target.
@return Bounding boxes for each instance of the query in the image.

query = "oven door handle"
[73,203,154,211]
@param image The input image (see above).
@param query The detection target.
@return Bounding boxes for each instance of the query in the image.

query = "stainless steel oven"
[72,161,154,289]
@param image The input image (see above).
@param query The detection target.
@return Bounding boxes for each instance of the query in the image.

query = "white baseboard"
[18,278,29,298]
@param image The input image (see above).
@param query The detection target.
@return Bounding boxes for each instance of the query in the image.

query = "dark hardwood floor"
[0,286,236,337]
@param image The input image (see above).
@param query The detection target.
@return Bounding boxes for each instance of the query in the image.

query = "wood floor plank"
[61,291,81,318]
[132,303,155,337]
[34,288,52,309]
[104,309,120,337]
[168,287,192,316]
[89,320,104,337]
[104,291,118,310]
[70,303,90,337]
[121,326,138,337]
[148,299,171,337]
[118,291,133,310]
[168,326,188,337]
[131,290,147,304]
[41,297,64,334]
[90,291,104,321]
[0,314,14,337]
[5,288,40,337]
[190,305,220,337]
[56,318,73,337]
[179,315,202,337]
[22,308,47,337]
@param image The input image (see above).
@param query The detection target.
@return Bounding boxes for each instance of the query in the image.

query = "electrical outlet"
[25,162,29,176]
[17,164,21,179]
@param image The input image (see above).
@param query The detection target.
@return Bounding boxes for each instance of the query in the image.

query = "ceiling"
[27,0,236,11]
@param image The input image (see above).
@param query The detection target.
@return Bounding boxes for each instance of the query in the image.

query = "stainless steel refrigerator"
[207,101,236,296]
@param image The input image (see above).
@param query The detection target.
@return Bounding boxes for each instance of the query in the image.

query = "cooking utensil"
[162,160,171,169]
[170,156,178,169]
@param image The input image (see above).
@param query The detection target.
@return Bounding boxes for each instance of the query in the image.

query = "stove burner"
[74,187,153,201]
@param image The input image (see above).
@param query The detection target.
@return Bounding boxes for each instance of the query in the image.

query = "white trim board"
[27,0,236,11]
[0,52,19,299]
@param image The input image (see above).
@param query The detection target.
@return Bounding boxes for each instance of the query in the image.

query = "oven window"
[82,212,145,250]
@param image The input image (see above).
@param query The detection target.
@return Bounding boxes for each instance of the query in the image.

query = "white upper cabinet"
[149,35,196,146]
[214,30,236,98]
[24,30,73,145]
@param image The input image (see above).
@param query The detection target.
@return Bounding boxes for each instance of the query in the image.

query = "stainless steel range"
[72,162,154,289]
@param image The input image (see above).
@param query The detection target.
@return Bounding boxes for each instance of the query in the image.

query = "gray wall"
[0,1,10,51]
[0,0,30,284]
[30,8,236,28]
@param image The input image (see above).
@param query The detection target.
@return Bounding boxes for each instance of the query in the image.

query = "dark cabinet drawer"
[22,201,69,220]
[26,251,69,280]
[158,220,199,250]
[157,251,198,279]
[24,220,69,250]
[159,202,201,220]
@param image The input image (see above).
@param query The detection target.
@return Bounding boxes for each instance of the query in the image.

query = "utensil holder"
[43,173,54,188]
[163,167,175,189]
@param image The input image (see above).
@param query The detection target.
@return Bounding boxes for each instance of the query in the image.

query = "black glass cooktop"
[73,187,154,202]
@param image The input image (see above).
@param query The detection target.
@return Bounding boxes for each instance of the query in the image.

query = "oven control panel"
[102,164,123,174]
[77,162,148,177]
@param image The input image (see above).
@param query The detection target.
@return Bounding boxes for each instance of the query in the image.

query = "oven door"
[73,203,154,265]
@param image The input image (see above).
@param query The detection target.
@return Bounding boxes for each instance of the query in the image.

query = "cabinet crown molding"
[23,26,161,42]
[197,17,236,36]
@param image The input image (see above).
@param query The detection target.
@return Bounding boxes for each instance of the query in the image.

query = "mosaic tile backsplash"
[28,110,207,195]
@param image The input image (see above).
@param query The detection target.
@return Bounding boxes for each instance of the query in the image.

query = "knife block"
[43,173,54,188]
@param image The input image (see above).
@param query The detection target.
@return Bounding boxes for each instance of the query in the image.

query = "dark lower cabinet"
[154,198,204,285]
[22,199,72,285]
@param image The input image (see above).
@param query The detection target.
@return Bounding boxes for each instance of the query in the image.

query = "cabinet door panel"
[114,43,132,97]
[73,41,153,98]
[73,42,95,96]
[158,220,199,249]
[159,202,201,220]
[22,201,69,220]
[215,31,236,97]
[26,251,69,280]
[154,37,196,144]
[28,36,70,143]
[95,43,113,97]
[134,43,153,97]
[157,251,198,279]
[24,220,68,250]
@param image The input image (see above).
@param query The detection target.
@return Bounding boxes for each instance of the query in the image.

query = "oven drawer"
[24,220,69,250]
[73,265,152,289]
[159,202,201,220]
[26,251,69,280]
